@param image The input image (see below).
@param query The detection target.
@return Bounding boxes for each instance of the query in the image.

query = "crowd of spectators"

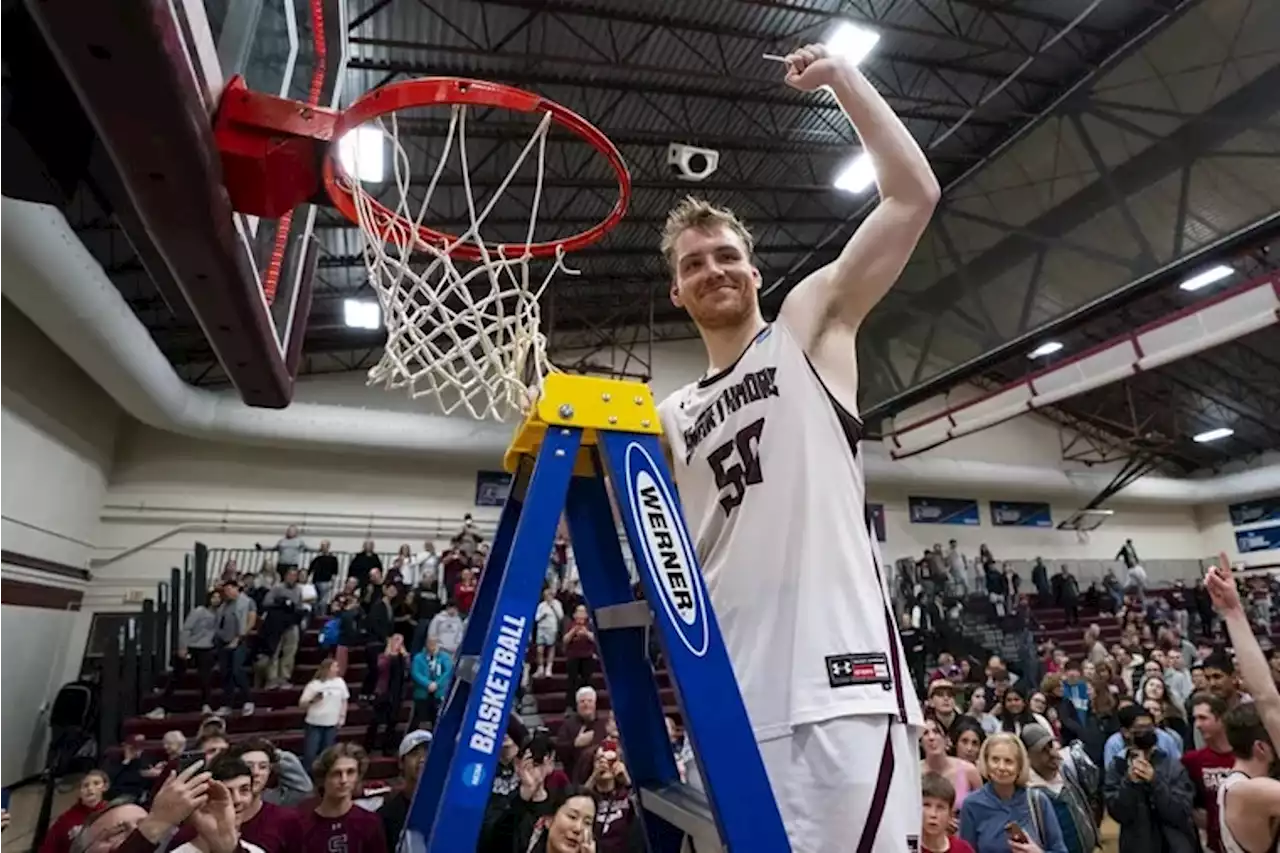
[23,523,1280,853]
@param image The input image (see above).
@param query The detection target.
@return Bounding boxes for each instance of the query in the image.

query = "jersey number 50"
[707,418,765,516]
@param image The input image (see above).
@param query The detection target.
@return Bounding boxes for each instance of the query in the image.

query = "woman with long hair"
[520,786,598,853]
[300,656,349,769]
[999,685,1052,736]
[920,718,982,812]
[364,633,408,755]
[951,718,987,765]
[1139,676,1190,747]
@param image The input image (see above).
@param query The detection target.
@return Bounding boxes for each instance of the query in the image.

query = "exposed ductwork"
[5,198,1279,505]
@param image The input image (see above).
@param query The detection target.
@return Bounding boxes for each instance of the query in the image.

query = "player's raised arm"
[778,43,940,349]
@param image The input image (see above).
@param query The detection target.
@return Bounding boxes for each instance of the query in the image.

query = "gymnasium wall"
[0,304,114,784]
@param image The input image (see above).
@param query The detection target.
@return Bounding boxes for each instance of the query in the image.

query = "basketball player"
[1204,558,1280,853]
[657,42,939,851]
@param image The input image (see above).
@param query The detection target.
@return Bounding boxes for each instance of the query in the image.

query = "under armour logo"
[825,652,894,691]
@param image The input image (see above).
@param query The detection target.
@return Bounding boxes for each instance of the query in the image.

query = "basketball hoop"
[320,78,631,421]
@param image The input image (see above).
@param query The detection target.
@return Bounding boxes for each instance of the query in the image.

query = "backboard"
[19,0,348,406]
[182,0,349,360]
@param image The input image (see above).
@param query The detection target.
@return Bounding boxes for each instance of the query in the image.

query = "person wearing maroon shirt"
[921,772,976,853]
[296,744,386,853]
[453,568,478,616]
[583,741,640,852]
[1182,692,1237,853]
[562,605,597,709]
[39,770,108,853]
[224,741,301,853]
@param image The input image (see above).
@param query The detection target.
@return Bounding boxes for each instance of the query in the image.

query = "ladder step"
[639,783,724,851]
[593,600,652,630]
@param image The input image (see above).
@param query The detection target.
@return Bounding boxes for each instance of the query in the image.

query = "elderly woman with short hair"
[958,732,1068,853]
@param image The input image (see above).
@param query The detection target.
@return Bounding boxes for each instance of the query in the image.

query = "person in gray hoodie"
[427,602,464,656]
[153,589,222,718]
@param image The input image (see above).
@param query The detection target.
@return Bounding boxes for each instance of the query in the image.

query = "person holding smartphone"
[958,732,1067,853]
[1103,704,1199,853]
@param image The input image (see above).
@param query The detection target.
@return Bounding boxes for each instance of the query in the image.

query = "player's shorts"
[689,714,922,853]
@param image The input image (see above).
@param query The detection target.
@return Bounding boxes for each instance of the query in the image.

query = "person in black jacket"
[308,541,339,612]
[360,583,397,701]
[408,574,444,654]
[379,730,431,848]
[364,634,409,755]
[348,541,382,588]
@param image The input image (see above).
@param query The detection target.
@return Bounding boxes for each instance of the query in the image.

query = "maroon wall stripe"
[1,549,91,580]
[1,578,83,610]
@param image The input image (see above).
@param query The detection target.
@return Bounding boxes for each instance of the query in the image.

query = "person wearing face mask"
[1103,705,1200,853]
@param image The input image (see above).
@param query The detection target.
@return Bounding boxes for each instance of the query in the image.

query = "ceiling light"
[343,299,381,330]
[1028,341,1064,359]
[1193,427,1234,443]
[1178,264,1233,292]
[338,126,385,183]
[834,153,876,194]
[827,22,881,66]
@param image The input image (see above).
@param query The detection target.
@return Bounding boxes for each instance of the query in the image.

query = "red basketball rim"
[322,77,630,262]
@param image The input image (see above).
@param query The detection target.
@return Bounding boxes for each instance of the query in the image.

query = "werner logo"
[467,613,527,755]
[625,442,709,657]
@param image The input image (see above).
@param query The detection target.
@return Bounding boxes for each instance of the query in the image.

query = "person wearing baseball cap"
[927,678,962,737]
[379,730,433,847]
[105,735,157,803]
[1020,725,1097,853]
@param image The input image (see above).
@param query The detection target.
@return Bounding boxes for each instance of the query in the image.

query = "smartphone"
[2,788,11,811]
[599,737,619,762]
[1004,822,1029,844]
[178,750,205,772]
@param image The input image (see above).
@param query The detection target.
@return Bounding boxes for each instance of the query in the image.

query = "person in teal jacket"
[409,636,453,732]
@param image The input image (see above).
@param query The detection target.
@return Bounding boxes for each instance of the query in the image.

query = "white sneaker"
[145,707,166,719]
[242,702,255,716]
[201,704,214,715]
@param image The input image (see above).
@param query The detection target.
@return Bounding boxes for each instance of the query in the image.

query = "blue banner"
[474,470,513,507]
[991,500,1053,528]
[909,496,980,526]
[1236,523,1280,553]
[1228,496,1280,527]
[867,503,886,543]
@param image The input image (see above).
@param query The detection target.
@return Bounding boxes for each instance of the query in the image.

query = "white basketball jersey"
[658,321,922,740]
[1218,770,1280,853]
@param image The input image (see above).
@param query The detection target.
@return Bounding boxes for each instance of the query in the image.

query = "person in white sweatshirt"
[299,657,349,770]
[427,603,464,656]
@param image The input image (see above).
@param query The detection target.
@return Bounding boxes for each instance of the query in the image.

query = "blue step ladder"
[400,373,790,852]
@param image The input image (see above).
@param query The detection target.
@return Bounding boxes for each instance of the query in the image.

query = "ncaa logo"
[625,442,709,657]
[461,762,487,788]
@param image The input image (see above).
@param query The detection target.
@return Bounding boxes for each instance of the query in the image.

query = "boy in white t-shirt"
[533,586,564,679]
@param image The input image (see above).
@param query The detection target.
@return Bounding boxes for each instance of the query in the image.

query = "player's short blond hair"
[660,196,755,272]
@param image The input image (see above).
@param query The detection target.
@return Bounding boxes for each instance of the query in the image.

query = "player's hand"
[1206,553,1243,615]
[783,43,845,92]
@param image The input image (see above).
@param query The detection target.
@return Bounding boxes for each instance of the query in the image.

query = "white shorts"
[690,715,921,853]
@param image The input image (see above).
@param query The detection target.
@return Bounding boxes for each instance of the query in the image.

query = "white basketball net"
[339,105,579,421]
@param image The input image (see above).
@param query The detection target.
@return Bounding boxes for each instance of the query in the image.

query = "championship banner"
[908,496,980,526]
[1228,496,1280,527]
[474,470,513,506]
[1236,523,1280,554]
[990,500,1053,528]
